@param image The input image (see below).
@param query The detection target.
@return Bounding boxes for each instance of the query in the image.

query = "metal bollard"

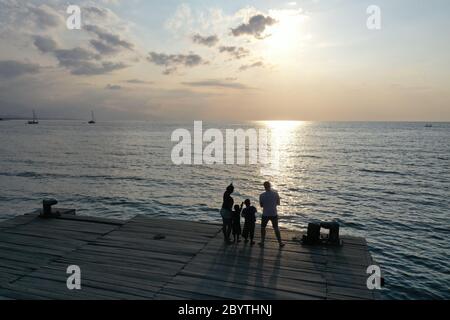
[302,221,341,245]
[42,198,58,218]
[302,222,321,245]
[321,221,340,245]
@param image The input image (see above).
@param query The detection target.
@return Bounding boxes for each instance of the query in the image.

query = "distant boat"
[88,111,96,124]
[28,110,39,125]
[425,124,433,128]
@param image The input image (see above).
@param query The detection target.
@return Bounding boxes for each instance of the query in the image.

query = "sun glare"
[264,120,304,131]
[258,121,303,177]
[264,9,308,58]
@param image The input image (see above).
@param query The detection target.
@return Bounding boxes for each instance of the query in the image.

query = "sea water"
[0,120,448,299]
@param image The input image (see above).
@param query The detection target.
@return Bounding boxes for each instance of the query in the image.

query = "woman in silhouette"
[220,184,234,244]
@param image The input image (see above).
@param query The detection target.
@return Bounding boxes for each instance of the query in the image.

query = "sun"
[263,9,309,59]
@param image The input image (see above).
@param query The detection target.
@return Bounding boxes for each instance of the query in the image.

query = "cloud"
[231,14,277,39]
[53,47,100,66]
[85,25,134,51]
[33,35,58,53]
[148,52,205,75]
[192,34,219,47]
[32,34,128,76]
[0,60,40,78]
[182,79,251,90]
[105,84,122,90]
[165,3,193,34]
[84,6,109,18]
[239,61,264,71]
[0,2,64,40]
[81,5,135,37]
[218,46,250,60]
[69,61,127,76]
[89,39,120,55]
[125,79,153,84]
[27,4,62,29]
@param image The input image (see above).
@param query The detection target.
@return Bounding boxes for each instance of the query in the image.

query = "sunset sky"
[0,0,449,121]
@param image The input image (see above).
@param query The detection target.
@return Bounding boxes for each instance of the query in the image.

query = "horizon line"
[1,118,448,123]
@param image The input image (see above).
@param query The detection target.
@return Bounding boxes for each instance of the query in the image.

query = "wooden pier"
[0,211,378,300]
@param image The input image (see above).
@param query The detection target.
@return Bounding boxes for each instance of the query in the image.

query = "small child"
[241,199,257,245]
[232,204,243,243]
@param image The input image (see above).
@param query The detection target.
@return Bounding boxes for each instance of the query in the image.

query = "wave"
[359,168,406,176]
[0,171,147,182]
[299,155,322,159]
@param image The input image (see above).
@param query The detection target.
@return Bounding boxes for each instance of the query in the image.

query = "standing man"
[259,181,285,248]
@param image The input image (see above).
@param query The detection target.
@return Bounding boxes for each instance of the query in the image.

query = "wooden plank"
[57,214,125,226]
[0,273,20,285]
[56,251,186,274]
[24,219,119,234]
[23,269,157,299]
[0,232,86,249]
[182,260,325,285]
[3,228,101,242]
[191,252,327,274]
[154,293,186,300]
[0,286,52,300]
[47,260,174,285]
[0,241,68,257]
[5,280,116,300]
[36,267,162,294]
[163,275,321,300]
[11,277,144,300]
[108,229,218,244]
[0,248,56,265]
[327,284,374,300]
[91,238,202,256]
[0,214,38,230]
[178,269,327,298]
[156,287,226,300]
[75,244,192,264]
[130,215,220,228]
[199,245,328,266]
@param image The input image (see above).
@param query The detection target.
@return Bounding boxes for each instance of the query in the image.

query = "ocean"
[0,120,449,299]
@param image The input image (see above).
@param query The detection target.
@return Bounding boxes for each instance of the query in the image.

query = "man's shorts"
[262,215,279,228]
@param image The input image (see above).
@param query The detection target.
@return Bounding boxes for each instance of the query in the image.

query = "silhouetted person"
[242,199,257,245]
[232,204,243,243]
[220,184,234,244]
[259,181,285,248]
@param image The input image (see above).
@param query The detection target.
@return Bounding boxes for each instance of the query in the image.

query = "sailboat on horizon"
[88,111,96,124]
[28,110,39,125]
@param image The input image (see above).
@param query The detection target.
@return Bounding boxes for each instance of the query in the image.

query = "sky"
[0,0,449,121]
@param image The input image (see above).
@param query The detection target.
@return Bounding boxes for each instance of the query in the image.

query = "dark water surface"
[0,120,449,299]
